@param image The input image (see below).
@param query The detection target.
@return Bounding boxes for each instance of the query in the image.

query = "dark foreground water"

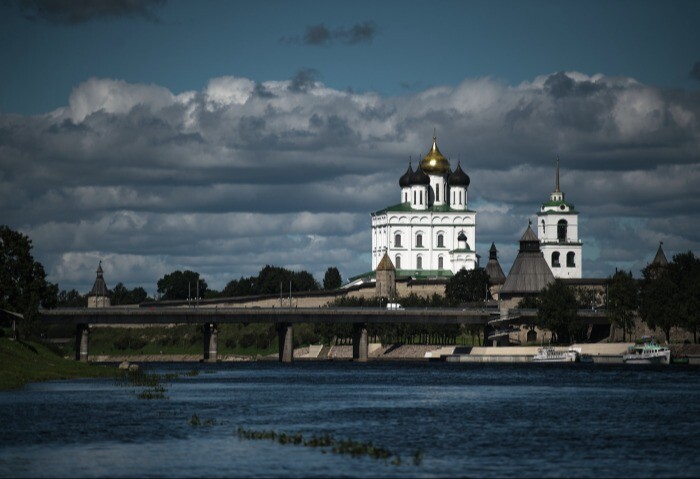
[1,361,699,478]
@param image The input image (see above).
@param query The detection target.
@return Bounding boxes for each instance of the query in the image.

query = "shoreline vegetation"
[0,338,115,390]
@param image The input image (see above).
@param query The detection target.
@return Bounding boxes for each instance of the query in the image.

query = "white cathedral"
[352,133,583,288]
[370,134,477,276]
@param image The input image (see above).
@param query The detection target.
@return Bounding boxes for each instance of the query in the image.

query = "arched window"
[404,192,408,203]
[437,234,444,248]
[557,219,568,242]
[459,190,462,204]
[416,233,423,248]
[527,329,537,343]
[436,184,440,202]
[438,256,444,269]
[394,234,402,247]
[395,255,401,269]
[552,252,561,267]
[541,219,546,234]
[413,191,416,204]
[567,252,575,267]
[420,190,423,205]
[416,256,423,270]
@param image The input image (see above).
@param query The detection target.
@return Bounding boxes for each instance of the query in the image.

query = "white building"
[370,134,477,277]
[537,158,582,278]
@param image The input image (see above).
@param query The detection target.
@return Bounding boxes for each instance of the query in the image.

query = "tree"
[293,270,319,291]
[111,283,149,305]
[157,270,208,301]
[606,270,638,342]
[639,261,676,342]
[222,277,255,297]
[517,295,540,309]
[222,265,320,297]
[56,289,87,307]
[323,267,342,290]
[444,267,490,306]
[0,225,57,337]
[668,251,700,343]
[536,279,579,343]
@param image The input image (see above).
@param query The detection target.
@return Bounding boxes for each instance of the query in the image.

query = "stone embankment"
[88,343,700,363]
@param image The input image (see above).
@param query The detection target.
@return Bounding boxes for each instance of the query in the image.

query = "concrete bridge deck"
[39,306,496,325]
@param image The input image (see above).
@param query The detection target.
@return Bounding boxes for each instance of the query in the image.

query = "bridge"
[39,306,609,363]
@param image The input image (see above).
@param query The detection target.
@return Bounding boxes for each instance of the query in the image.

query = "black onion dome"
[399,163,414,188]
[458,231,468,242]
[411,166,430,185]
[448,162,470,187]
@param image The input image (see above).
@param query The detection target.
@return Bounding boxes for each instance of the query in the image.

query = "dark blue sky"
[2,0,699,114]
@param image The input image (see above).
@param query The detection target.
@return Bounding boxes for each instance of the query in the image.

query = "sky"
[1,0,699,295]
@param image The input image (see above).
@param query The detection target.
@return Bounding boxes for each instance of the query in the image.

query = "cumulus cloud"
[282,21,377,46]
[18,0,166,24]
[1,70,699,291]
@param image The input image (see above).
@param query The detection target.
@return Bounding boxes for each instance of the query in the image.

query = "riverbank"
[0,338,115,390]
[86,342,700,363]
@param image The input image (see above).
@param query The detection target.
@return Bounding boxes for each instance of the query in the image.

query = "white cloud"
[63,77,177,122]
[2,71,699,291]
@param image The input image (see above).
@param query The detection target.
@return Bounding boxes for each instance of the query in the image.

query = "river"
[1,361,699,478]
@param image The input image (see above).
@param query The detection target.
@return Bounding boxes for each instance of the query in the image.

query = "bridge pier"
[352,323,368,362]
[75,324,89,362]
[278,323,294,363]
[203,323,218,362]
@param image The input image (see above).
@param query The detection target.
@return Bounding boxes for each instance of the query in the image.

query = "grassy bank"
[43,323,482,358]
[0,338,115,391]
[44,323,314,357]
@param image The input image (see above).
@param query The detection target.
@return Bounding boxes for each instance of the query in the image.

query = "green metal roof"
[372,202,476,215]
[539,200,577,214]
[347,268,454,283]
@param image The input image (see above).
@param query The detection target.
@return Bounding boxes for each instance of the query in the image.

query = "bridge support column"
[352,323,368,362]
[203,323,218,362]
[278,323,294,363]
[75,324,89,362]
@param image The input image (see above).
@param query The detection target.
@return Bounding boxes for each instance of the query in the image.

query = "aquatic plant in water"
[115,369,169,399]
[137,386,168,400]
[189,414,217,426]
[235,427,422,466]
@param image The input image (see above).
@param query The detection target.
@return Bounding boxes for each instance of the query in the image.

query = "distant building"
[87,261,110,308]
[500,222,555,307]
[370,133,477,279]
[537,158,582,278]
[651,241,669,267]
[485,242,506,299]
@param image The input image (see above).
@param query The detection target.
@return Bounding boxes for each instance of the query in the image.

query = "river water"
[1,361,699,478]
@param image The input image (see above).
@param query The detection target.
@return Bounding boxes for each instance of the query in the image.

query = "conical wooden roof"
[652,242,669,266]
[376,253,396,271]
[501,225,554,295]
[486,242,506,285]
[89,261,109,297]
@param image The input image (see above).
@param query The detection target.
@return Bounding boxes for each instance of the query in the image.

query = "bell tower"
[537,157,582,278]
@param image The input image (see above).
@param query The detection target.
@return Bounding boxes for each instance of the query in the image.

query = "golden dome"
[419,134,451,175]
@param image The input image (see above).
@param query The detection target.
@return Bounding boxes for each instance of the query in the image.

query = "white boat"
[623,337,670,365]
[533,346,579,363]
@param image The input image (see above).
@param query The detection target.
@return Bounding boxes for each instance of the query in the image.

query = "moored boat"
[671,354,689,365]
[622,337,670,365]
[533,346,579,363]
